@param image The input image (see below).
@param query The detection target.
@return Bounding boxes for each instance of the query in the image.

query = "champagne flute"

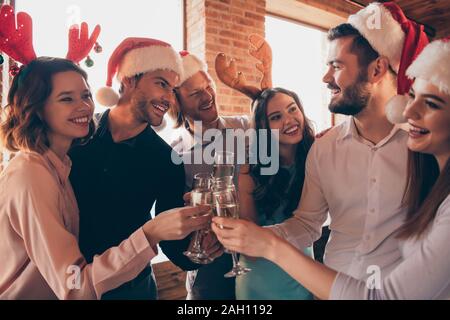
[213,150,235,254]
[213,151,235,178]
[183,172,214,264]
[212,177,251,278]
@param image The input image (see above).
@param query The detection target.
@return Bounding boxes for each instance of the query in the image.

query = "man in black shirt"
[70,38,205,299]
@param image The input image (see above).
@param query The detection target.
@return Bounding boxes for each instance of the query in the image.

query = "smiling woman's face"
[43,71,94,145]
[266,92,305,146]
[403,78,450,161]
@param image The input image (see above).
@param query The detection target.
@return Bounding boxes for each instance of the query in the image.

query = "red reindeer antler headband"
[0,4,101,76]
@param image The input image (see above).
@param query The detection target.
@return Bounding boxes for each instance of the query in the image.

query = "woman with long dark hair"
[214,38,450,299]
[236,87,315,299]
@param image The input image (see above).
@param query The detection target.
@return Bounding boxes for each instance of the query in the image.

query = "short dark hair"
[328,23,380,68]
[119,73,144,95]
[328,23,396,76]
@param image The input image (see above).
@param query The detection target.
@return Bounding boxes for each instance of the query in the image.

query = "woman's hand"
[213,218,338,300]
[211,217,279,261]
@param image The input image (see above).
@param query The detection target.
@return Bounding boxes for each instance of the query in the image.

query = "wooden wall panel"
[354,0,450,39]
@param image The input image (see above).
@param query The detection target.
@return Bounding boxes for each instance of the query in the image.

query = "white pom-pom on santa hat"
[96,37,183,107]
[385,94,409,124]
[96,86,120,107]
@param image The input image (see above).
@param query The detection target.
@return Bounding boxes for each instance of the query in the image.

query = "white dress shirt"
[331,195,450,299]
[270,117,409,282]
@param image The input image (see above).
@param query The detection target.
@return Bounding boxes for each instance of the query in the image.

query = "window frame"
[266,0,348,126]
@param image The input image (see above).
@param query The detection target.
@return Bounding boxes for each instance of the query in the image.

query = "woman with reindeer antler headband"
[214,35,315,300]
[0,5,209,299]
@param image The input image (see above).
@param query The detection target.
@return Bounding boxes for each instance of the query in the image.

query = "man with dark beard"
[267,2,429,289]
[69,38,211,299]
[327,65,372,116]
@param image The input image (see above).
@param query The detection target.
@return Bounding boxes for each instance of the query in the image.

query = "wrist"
[143,220,160,248]
[264,231,282,262]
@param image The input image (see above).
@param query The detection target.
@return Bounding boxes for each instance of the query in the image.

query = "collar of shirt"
[92,109,155,147]
[337,116,406,148]
[43,149,72,185]
[94,109,110,139]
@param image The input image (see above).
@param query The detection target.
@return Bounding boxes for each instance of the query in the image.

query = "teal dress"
[236,165,314,300]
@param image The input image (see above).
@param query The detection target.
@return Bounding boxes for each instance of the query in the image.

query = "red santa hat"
[407,37,450,95]
[179,50,207,83]
[386,37,450,123]
[96,37,183,107]
[347,2,429,124]
[178,50,216,89]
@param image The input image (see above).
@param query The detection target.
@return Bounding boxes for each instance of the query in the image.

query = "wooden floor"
[153,261,187,300]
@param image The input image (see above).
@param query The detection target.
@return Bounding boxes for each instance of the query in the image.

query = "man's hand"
[143,206,211,248]
[183,192,191,206]
[199,230,224,260]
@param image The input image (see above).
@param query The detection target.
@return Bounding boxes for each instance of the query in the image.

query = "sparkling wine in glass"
[213,151,235,178]
[212,177,251,278]
[183,173,214,264]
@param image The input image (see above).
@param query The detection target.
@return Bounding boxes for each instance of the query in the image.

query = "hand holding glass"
[183,173,214,264]
[212,178,251,278]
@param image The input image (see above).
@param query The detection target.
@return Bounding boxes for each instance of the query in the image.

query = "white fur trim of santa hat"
[406,39,450,96]
[180,52,208,84]
[118,45,183,81]
[178,51,217,91]
[96,37,183,107]
[348,2,405,72]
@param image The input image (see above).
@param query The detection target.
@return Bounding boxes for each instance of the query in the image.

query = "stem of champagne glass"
[231,252,240,267]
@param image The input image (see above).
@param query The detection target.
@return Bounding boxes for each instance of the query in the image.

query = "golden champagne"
[213,204,238,219]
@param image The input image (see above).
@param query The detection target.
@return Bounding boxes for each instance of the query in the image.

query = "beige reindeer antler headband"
[214,34,273,100]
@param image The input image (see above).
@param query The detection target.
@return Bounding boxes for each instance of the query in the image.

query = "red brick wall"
[186,0,266,116]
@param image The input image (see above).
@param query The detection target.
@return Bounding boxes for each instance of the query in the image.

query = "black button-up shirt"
[69,110,197,299]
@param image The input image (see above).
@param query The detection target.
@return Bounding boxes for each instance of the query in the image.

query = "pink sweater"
[0,150,156,299]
